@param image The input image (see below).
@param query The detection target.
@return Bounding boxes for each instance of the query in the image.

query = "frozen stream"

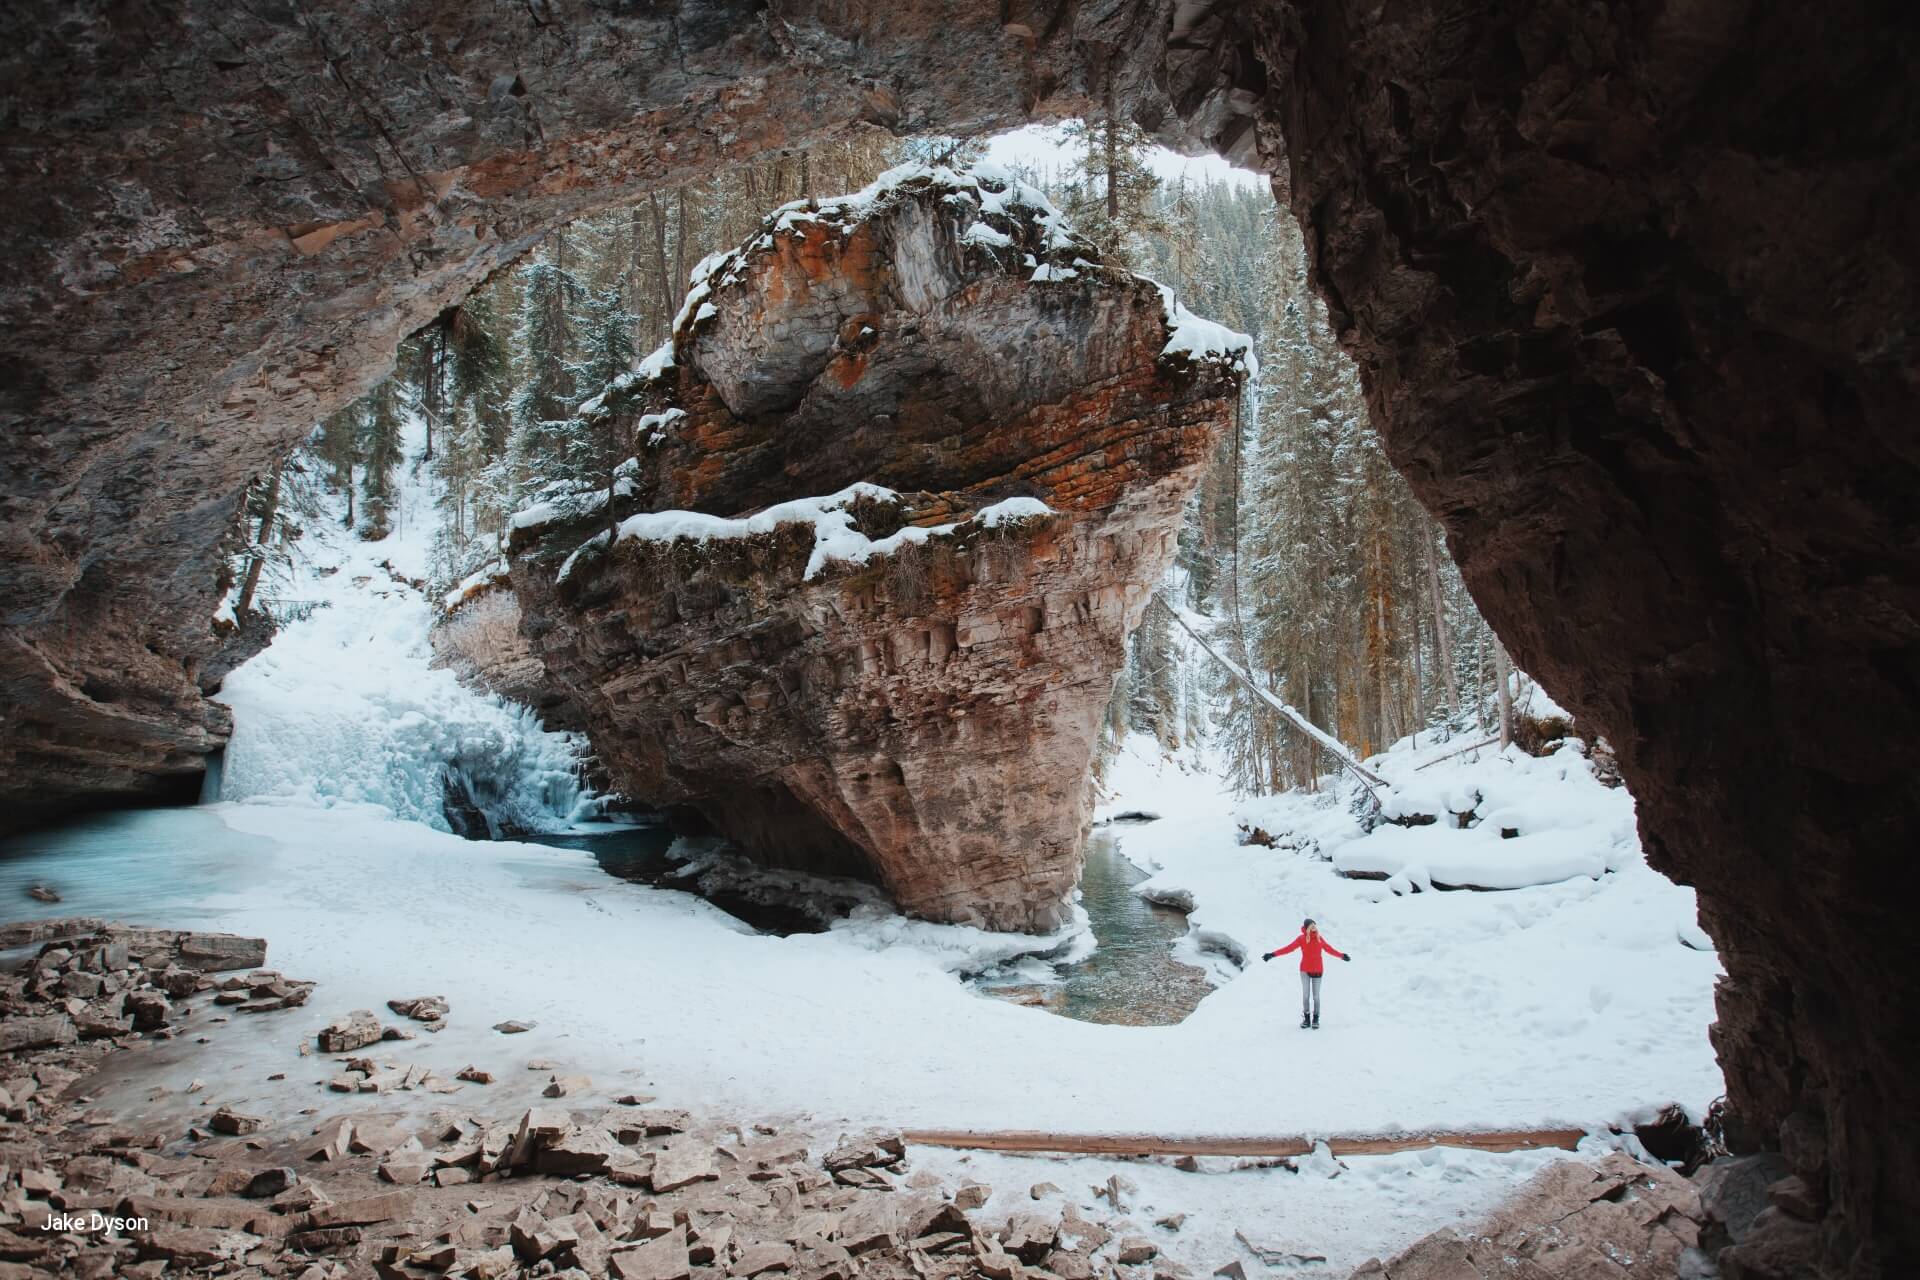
[974,828,1216,1025]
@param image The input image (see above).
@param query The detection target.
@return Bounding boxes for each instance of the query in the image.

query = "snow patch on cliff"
[609,485,1054,581]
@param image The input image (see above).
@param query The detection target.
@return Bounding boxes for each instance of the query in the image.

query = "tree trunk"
[674,187,689,303]
[1104,71,1120,221]
[1426,525,1460,722]
[629,204,647,346]
[422,324,442,461]
[234,459,284,619]
[1494,639,1514,749]
[1411,612,1424,749]
[649,194,672,346]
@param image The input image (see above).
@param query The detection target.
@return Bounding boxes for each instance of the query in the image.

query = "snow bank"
[1094,731,1723,1136]
[611,485,1056,582]
[1277,738,1640,894]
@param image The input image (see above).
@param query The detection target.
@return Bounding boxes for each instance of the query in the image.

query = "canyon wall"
[2,1,1916,1271]
[1209,2,1920,1275]
[502,168,1250,930]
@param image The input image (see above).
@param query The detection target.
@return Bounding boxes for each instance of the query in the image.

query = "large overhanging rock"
[6,1,1919,1266]
[0,0,1189,834]
[506,166,1251,930]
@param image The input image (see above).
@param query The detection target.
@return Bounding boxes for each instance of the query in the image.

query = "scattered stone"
[651,1139,719,1192]
[1117,1236,1158,1264]
[492,1020,535,1034]
[378,1139,434,1185]
[954,1182,992,1210]
[243,1167,299,1198]
[1104,1173,1138,1213]
[1155,1213,1186,1232]
[387,995,449,1022]
[286,1225,365,1254]
[625,1107,691,1136]
[125,993,170,1032]
[544,1072,592,1097]
[1030,1181,1063,1200]
[317,1010,383,1053]
[207,1106,266,1136]
[134,1224,258,1265]
[690,1222,733,1265]
[616,1093,658,1106]
[456,1065,494,1084]
[535,1126,624,1177]
[610,1225,691,1280]
[0,1014,76,1053]
[1003,1213,1058,1263]
[1211,1263,1247,1280]
[823,1131,906,1172]
[833,1196,898,1254]
[309,1190,417,1228]
[731,1242,796,1275]
[348,1117,414,1156]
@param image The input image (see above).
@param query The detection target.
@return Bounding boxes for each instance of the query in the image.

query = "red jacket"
[1267,931,1346,975]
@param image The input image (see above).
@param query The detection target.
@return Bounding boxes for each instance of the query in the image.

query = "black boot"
[1299,1015,1311,1029]
[1311,1015,1320,1029]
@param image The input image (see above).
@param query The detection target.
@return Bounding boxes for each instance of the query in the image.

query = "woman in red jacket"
[1262,918,1351,1029]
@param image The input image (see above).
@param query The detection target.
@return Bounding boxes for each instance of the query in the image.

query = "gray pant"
[1300,971,1322,1022]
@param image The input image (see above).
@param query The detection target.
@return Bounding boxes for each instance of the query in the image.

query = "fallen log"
[902,1127,1586,1159]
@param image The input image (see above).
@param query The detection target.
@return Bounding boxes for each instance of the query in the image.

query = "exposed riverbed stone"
[506,168,1248,930]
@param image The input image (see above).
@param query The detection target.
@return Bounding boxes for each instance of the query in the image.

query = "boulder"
[651,1140,718,1193]
[823,1133,905,1173]
[0,1015,76,1052]
[611,1226,691,1280]
[387,996,449,1022]
[543,1073,592,1098]
[206,1107,265,1136]
[317,1010,383,1053]
[506,166,1248,932]
[534,1127,624,1178]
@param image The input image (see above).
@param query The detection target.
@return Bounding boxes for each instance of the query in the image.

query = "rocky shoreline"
[0,918,1787,1278]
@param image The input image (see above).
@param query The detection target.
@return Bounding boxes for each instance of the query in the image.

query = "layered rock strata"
[505,167,1250,930]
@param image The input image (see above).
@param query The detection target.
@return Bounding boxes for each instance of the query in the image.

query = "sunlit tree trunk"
[234,459,283,619]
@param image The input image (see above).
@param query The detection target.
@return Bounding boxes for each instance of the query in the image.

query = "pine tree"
[356,377,404,539]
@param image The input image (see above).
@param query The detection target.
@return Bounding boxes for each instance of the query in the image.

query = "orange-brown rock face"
[506,169,1250,930]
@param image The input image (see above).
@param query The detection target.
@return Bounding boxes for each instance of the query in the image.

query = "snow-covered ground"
[0,415,1725,1274]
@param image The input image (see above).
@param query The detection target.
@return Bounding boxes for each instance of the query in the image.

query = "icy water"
[978,829,1215,1026]
[0,808,271,928]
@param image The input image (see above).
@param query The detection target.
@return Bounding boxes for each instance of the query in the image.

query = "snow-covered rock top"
[612,484,1057,582]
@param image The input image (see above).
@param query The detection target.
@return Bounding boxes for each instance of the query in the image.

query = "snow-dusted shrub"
[431,591,523,678]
